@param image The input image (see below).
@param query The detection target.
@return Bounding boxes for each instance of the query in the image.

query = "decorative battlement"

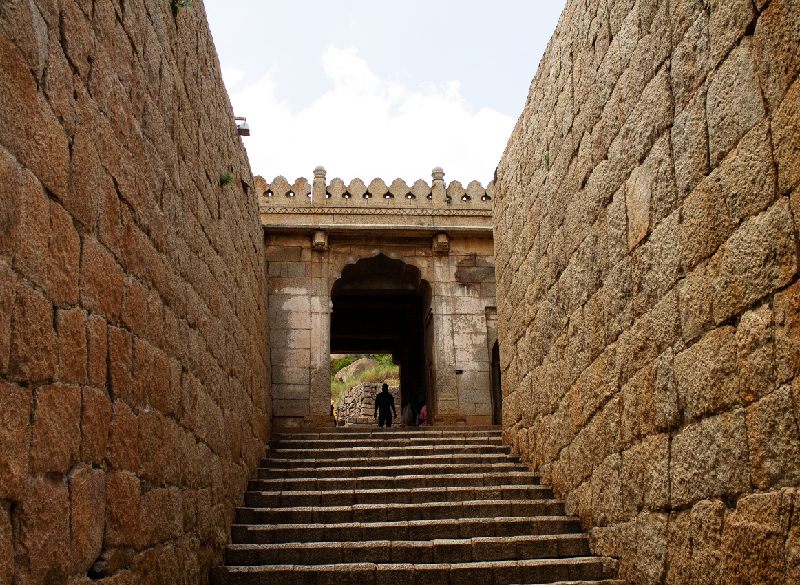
[255,167,494,212]
[255,167,494,238]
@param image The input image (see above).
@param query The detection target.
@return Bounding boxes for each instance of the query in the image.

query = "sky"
[204,1,567,186]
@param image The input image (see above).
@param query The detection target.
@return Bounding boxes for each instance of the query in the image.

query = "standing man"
[374,384,397,428]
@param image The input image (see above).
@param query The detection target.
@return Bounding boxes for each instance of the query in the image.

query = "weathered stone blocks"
[80,237,125,321]
[670,410,749,507]
[18,476,70,584]
[745,385,800,489]
[105,471,142,549]
[30,383,81,474]
[706,39,765,168]
[69,464,106,574]
[620,434,670,520]
[737,303,776,405]
[774,280,800,385]
[0,0,271,578]
[722,491,793,584]
[0,380,31,500]
[671,11,712,114]
[773,75,800,196]
[107,401,139,472]
[56,307,87,383]
[712,199,797,324]
[108,325,133,404]
[753,0,800,115]
[0,502,10,585]
[674,326,739,423]
[86,313,107,387]
[0,27,69,199]
[48,200,81,306]
[495,0,800,578]
[708,0,755,66]
[80,386,111,465]
[671,88,709,200]
[9,276,56,384]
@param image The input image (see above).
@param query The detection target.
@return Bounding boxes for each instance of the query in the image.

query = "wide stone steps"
[259,462,528,479]
[269,437,505,449]
[235,500,567,524]
[226,534,591,565]
[216,559,621,585]
[267,444,511,459]
[231,516,585,544]
[271,427,500,438]
[248,470,542,492]
[261,453,516,469]
[212,427,619,585]
[244,485,555,507]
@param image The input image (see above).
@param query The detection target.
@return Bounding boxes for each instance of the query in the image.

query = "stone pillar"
[312,165,326,202]
[307,246,332,426]
[432,166,446,203]
[430,255,459,424]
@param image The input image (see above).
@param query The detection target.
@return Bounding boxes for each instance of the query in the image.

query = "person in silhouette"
[374,383,397,428]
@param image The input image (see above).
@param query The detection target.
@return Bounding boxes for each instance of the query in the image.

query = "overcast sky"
[204,1,566,186]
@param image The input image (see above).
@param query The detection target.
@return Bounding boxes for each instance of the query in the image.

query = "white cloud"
[225,46,515,186]
[221,66,246,89]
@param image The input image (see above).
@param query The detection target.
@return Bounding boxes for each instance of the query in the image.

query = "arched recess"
[331,254,433,420]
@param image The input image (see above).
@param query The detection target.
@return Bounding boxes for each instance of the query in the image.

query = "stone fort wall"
[494,0,799,583]
[0,0,270,583]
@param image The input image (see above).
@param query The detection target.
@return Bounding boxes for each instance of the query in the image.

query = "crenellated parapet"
[255,167,494,211]
[255,167,495,242]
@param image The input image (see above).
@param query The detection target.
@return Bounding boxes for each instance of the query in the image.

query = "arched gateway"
[258,167,500,429]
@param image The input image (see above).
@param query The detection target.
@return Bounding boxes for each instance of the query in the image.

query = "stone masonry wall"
[0,0,270,583]
[335,383,401,426]
[494,0,799,583]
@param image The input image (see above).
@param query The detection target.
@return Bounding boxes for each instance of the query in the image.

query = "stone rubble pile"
[336,383,400,426]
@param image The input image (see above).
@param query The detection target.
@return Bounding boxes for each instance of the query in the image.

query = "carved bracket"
[432,232,450,255]
[312,230,328,251]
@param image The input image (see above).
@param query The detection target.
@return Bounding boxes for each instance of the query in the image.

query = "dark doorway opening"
[331,254,431,419]
[491,341,502,425]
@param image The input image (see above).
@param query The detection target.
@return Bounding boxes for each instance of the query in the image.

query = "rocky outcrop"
[494,0,800,583]
[334,357,379,382]
[0,0,270,582]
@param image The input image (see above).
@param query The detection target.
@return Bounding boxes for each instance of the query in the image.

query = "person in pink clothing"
[419,403,428,426]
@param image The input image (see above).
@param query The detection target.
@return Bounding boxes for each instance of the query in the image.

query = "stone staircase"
[211,427,622,584]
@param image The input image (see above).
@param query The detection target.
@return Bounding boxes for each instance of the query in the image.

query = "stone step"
[217,429,619,585]
[266,444,511,459]
[260,453,517,469]
[226,534,591,565]
[231,516,583,544]
[248,471,540,492]
[258,462,528,480]
[235,499,566,524]
[244,484,555,507]
[269,436,505,449]
[271,427,502,438]
[211,557,618,585]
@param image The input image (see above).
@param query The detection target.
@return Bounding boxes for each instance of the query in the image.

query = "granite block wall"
[0,0,270,582]
[494,0,800,582]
